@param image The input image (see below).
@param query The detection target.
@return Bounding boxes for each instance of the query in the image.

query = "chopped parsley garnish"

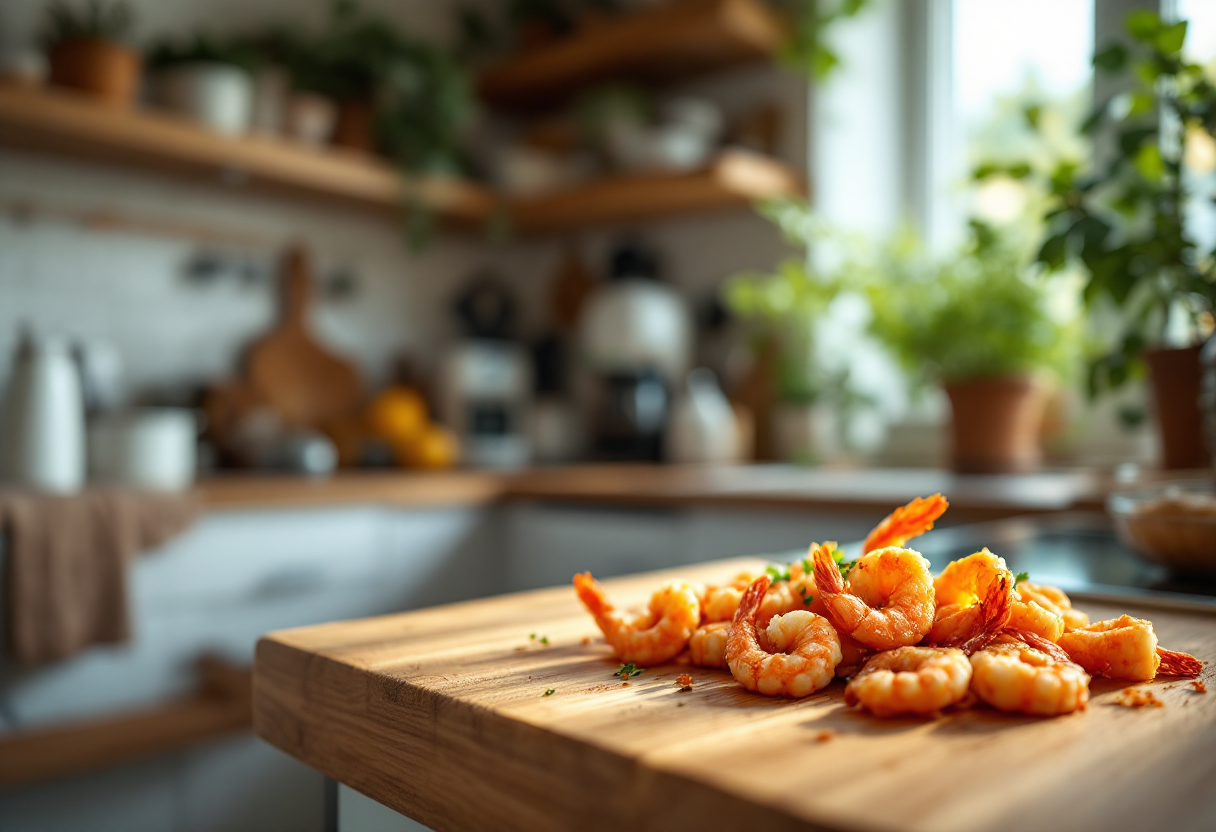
[528,633,550,645]
[803,594,815,605]
[1013,572,1029,588]
[765,564,791,583]
[826,546,856,580]
[543,689,555,696]
[801,557,814,575]
[614,663,644,680]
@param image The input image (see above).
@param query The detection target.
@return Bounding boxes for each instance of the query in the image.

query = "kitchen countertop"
[253,548,1216,832]
[200,464,1116,519]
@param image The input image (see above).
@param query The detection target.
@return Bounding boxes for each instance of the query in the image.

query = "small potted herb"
[866,222,1078,473]
[146,34,256,135]
[723,200,847,462]
[41,0,139,109]
[1031,10,1216,469]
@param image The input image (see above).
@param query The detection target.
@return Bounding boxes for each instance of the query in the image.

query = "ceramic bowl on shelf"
[1108,478,1216,574]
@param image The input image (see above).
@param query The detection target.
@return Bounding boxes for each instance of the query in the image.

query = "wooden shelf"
[0,84,493,222]
[478,0,785,110]
[505,150,805,234]
[0,657,251,789]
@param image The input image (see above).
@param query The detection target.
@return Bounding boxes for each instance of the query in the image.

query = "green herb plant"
[1029,10,1216,396]
[41,0,133,47]
[865,221,1079,389]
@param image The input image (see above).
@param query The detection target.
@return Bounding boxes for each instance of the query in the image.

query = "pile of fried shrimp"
[573,495,1206,717]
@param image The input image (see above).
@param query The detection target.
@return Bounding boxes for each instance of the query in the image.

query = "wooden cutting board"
[253,558,1216,832]
[246,247,362,430]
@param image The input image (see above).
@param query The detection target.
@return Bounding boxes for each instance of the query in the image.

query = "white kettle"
[0,328,86,493]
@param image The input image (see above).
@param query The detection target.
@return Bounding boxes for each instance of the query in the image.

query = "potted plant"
[41,0,139,108]
[866,222,1079,473]
[723,200,849,463]
[146,35,256,135]
[1032,10,1216,468]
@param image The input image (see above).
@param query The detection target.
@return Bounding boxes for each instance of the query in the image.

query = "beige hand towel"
[1,488,200,663]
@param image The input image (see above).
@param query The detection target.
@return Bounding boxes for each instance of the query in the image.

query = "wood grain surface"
[200,464,1114,517]
[254,558,1216,832]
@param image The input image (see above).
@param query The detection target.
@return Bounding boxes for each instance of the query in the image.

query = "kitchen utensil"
[667,368,737,464]
[247,247,363,430]
[1108,479,1216,574]
[89,408,197,491]
[0,328,85,493]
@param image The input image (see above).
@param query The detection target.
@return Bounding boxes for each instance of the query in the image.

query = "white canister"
[0,331,86,493]
[666,368,738,464]
[155,62,254,135]
[89,409,197,491]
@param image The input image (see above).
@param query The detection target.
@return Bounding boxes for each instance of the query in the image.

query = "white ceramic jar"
[89,409,197,491]
[155,62,254,135]
[0,332,86,493]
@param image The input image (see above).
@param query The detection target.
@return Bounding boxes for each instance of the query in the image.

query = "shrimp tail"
[812,544,845,595]
[573,572,612,617]
[1004,628,1075,664]
[862,494,949,554]
[956,573,1013,655]
[733,575,771,626]
[1157,647,1204,678]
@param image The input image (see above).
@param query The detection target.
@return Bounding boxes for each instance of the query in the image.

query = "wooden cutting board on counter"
[253,557,1216,832]
[245,247,362,429]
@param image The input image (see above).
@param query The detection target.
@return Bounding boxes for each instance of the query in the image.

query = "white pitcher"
[0,329,86,493]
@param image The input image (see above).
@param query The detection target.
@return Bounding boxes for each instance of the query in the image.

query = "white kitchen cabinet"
[505,503,684,591]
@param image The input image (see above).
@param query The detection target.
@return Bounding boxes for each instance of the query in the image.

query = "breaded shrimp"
[970,642,1090,716]
[1057,615,1204,680]
[862,494,949,553]
[845,646,972,717]
[1017,581,1089,631]
[689,621,731,668]
[726,576,841,698]
[813,544,936,651]
[927,550,1015,649]
[1008,583,1066,642]
[573,572,700,667]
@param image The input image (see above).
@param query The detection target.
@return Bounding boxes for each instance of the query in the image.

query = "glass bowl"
[1108,478,1216,575]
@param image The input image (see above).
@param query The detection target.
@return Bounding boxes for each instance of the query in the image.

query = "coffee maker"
[578,241,691,461]
[438,274,531,468]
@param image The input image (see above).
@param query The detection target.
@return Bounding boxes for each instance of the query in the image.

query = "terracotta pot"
[1145,345,1208,469]
[332,99,377,152]
[47,39,139,108]
[944,375,1046,473]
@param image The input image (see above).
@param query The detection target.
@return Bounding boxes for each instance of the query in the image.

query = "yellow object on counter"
[396,424,460,470]
[366,387,427,445]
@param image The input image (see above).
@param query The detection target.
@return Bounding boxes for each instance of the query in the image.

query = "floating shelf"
[0,84,493,222]
[478,0,786,111]
[505,150,805,234]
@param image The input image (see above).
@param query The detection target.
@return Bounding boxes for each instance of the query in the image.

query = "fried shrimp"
[1057,615,1204,680]
[928,550,1015,649]
[844,647,972,717]
[1008,583,1066,643]
[573,572,700,666]
[862,494,949,553]
[970,642,1090,716]
[689,621,731,668]
[700,572,761,623]
[726,576,841,697]
[1016,582,1089,631]
[813,544,936,651]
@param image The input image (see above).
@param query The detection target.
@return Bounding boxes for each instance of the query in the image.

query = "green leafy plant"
[41,0,133,47]
[146,34,257,73]
[1031,10,1216,396]
[768,0,872,80]
[723,199,845,405]
[866,221,1078,388]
